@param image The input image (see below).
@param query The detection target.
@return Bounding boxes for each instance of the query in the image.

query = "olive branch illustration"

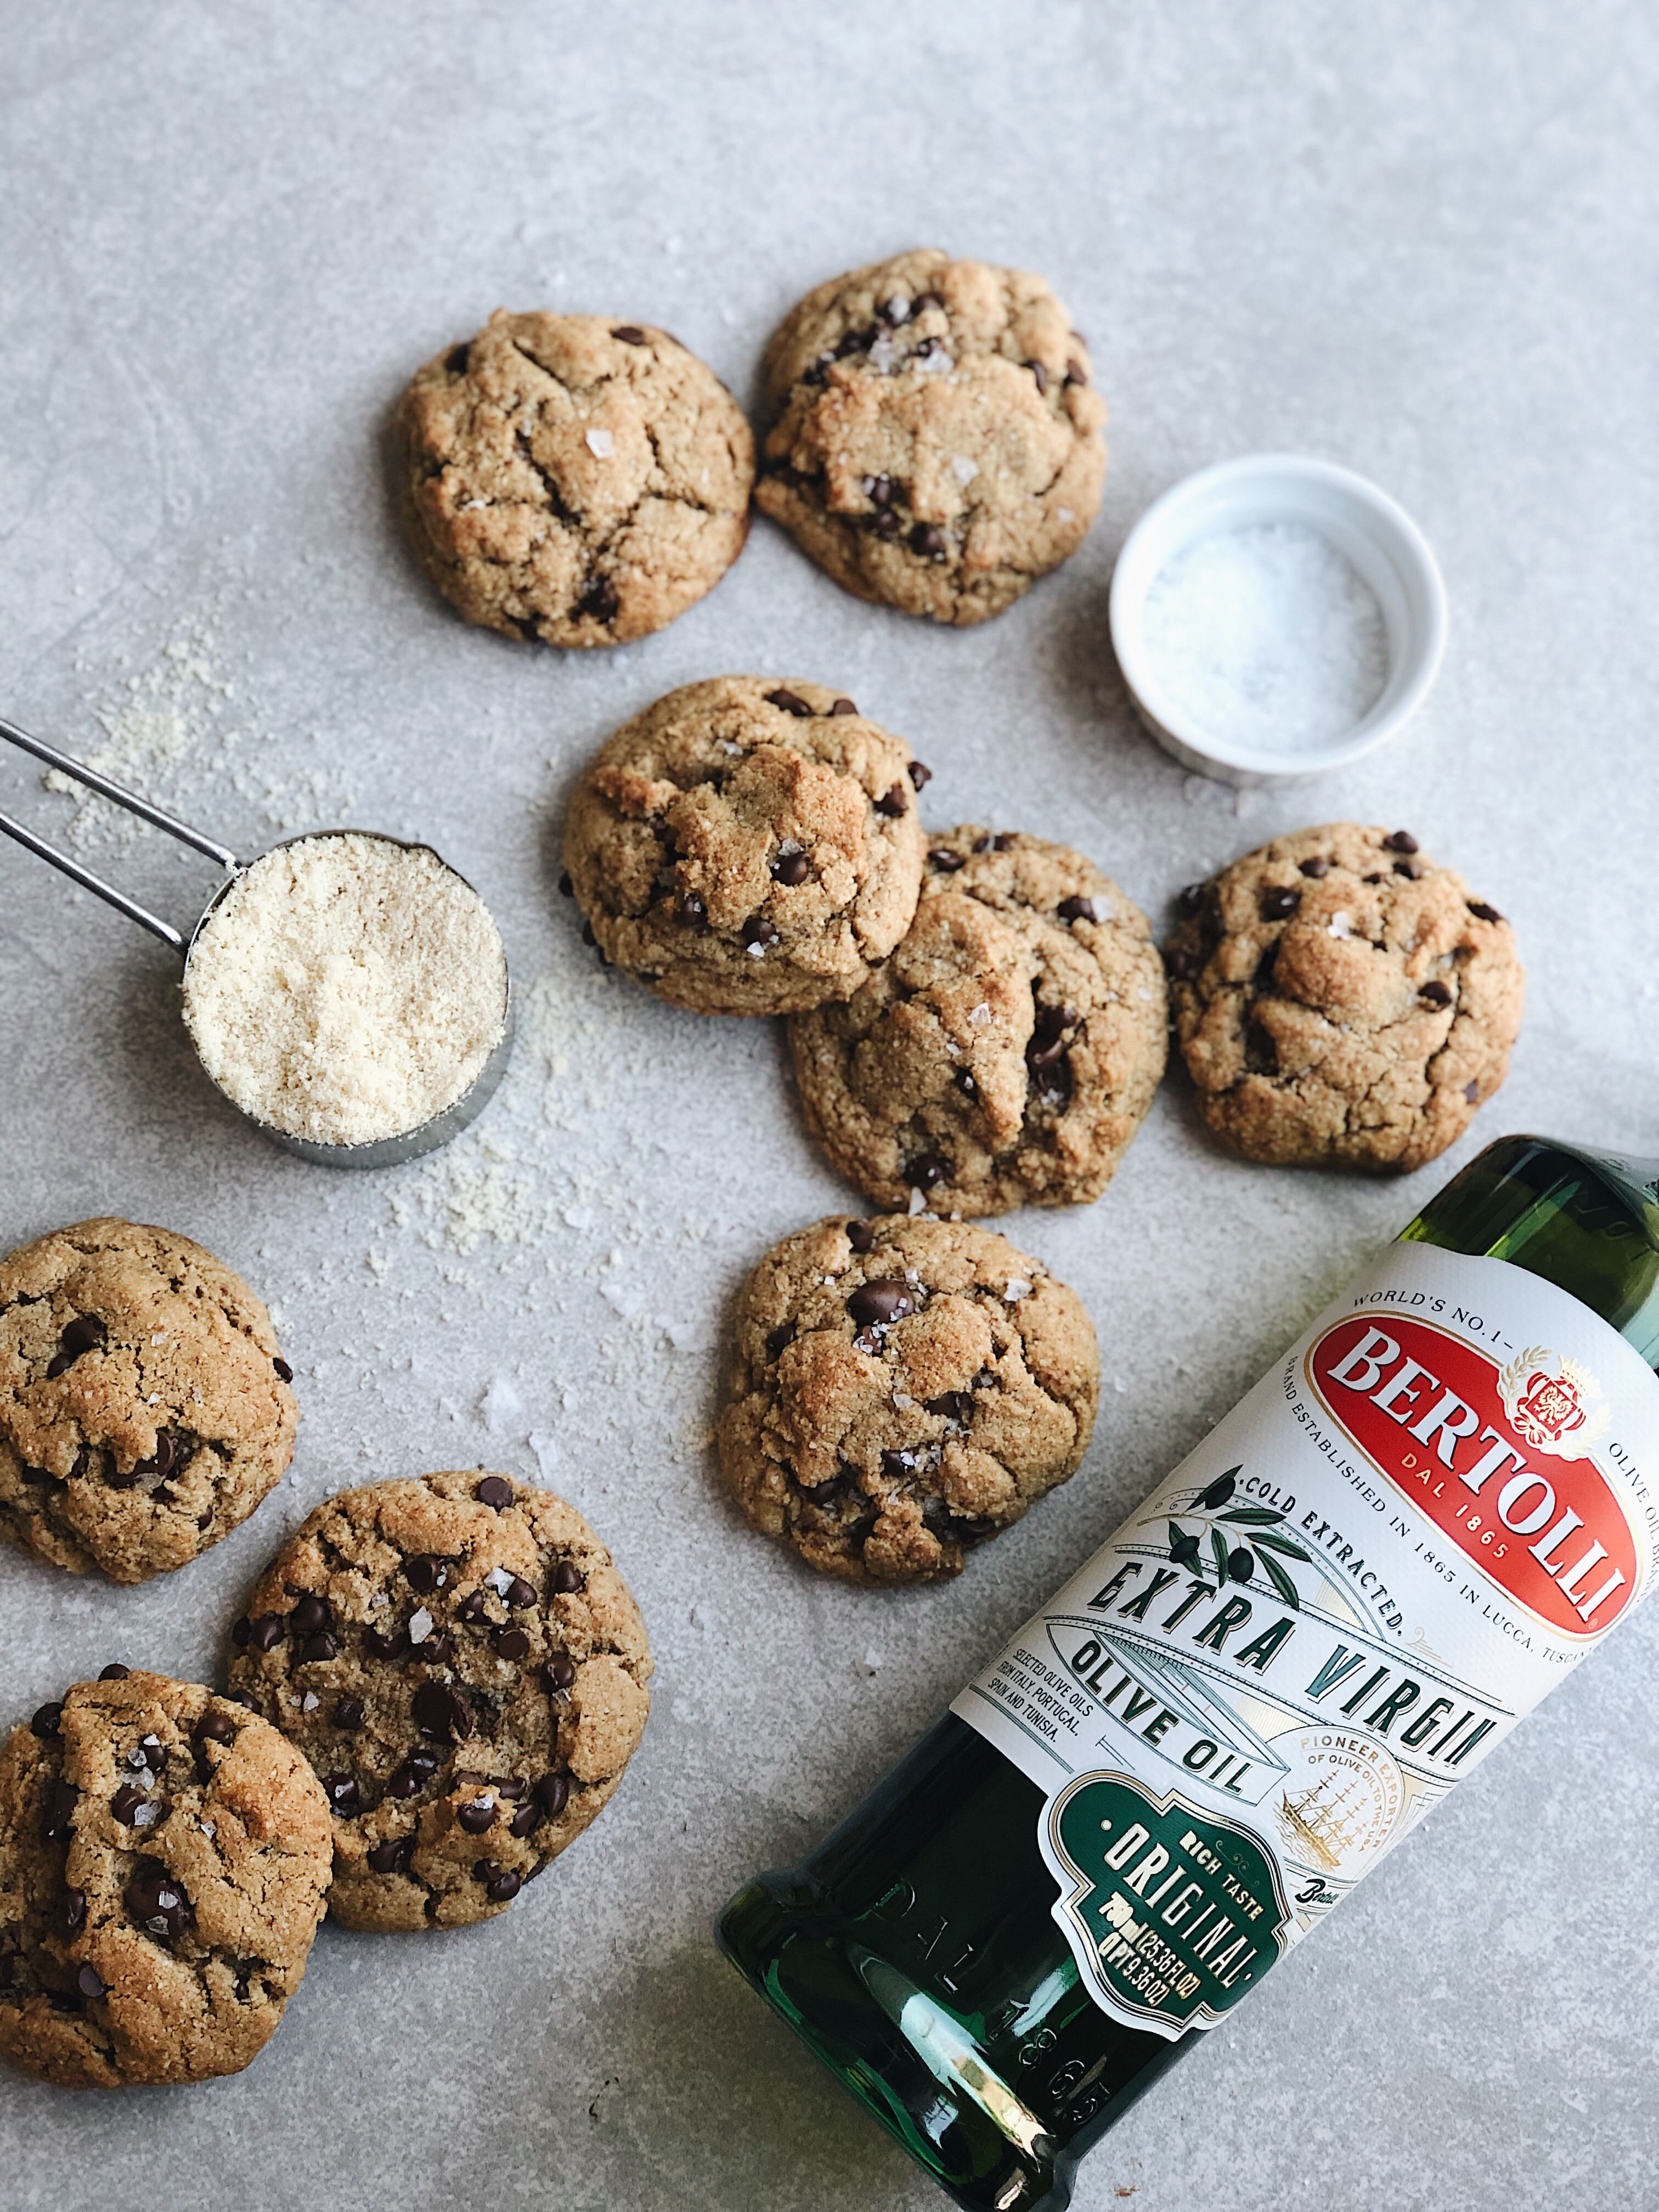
[1152,1466,1311,1610]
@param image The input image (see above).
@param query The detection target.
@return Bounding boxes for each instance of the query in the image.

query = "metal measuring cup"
[0,712,515,1167]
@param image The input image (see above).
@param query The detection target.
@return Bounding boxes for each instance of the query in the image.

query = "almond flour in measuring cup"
[182,833,507,1147]
[1141,521,1388,753]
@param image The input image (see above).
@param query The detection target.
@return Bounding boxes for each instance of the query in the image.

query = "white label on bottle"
[952,1246,1659,2041]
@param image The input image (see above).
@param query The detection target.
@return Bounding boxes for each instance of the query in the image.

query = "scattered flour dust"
[182,833,507,1146]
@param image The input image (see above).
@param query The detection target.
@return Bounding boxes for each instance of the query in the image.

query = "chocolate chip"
[845,1280,916,1329]
[955,1067,977,1097]
[300,1632,338,1664]
[677,891,707,930]
[458,1793,498,1833]
[457,1589,492,1624]
[30,1703,63,1739]
[1384,831,1419,854]
[612,325,647,345]
[131,1429,183,1484]
[869,508,900,539]
[110,1784,152,1826]
[44,1779,78,1839]
[1464,1081,1481,1103]
[44,1351,75,1378]
[577,575,619,624]
[864,474,893,507]
[1393,857,1424,879]
[248,1615,284,1654]
[290,1594,329,1636]
[975,832,1017,852]
[1259,886,1301,921]
[1419,980,1453,1006]
[412,1682,472,1741]
[1177,882,1207,913]
[907,1154,946,1193]
[1065,359,1088,387]
[1299,857,1330,878]
[836,325,874,357]
[406,1556,450,1596]
[798,1472,849,1506]
[420,1635,459,1675]
[476,1476,514,1510]
[928,847,965,872]
[1057,895,1097,924]
[551,1561,583,1595]
[765,1321,795,1358]
[48,1314,107,1379]
[1026,1005,1075,1075]
[1024,358,1049,394]
[764,687,812,717]
[232,1617,251,1647]
[385,1753,438,1798]
[364,1624,408,1662]
[535,1770,571,1819]
[509,1802,539,1838]
[98,1664,130,1682]
[828,699,859,720]
[445,343,470,374]
[912,292,943,315]
[909,522,946,560]
[541,1654,577,1692]
[334,1697,366,1731]
[557,872,574,899]
[742,916,779,951]
[925,1391,972,1423]
[1468,901,1503,924]
[63,1888,87,1933]
[770,850,810,886]
[878,295,910,326]
[77,1964,108,2001]
[319,1771,359,1816]
[845,1221,875,1253]
[128,1735,165,1773]
[366,1837,411,1874]
[501,1576,535,1610]
[494,1627,531,1662]
[127,1860,191,1942]
[875,783,909,817]
[477,1862,522,1903]
[196,1713,237,1753]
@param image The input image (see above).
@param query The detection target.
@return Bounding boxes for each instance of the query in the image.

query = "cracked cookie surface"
[755,249,1104,625]
[399,309,754,647]
[719,1216,1099,1585]
[790,826,1166,1214]
[0,1669,330,2087]
[227,1472,652,1932]
[1165,823,1525,1171]
[563,676,928,1015]
[0,1220,297,1585]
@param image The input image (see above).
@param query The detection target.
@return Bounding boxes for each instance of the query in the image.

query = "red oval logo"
[1306,1313,1637,1640]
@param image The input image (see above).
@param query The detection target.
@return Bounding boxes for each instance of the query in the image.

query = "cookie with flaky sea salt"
[227,1472,652,1932]
[789,826,1167,1214]
[398,309,754,646]
[755,249,1104,625]
[0,1669,330,2087]
[0,1219,297,1585]
[562,675,929,1015]
[1165,823,1525,1171]
[720,1215,1099,1586]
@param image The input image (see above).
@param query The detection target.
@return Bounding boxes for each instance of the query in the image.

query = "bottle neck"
[1402,1135,1659,1373]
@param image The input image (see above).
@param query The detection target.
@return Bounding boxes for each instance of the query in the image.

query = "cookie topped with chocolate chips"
[1165,823,1525,1171]
[562,676,929,1015]
[789,826,1167,1214]
[0,1219,297,1585]
[226,1472,652,1932]
[398,309,754,647]
[0,1669,330,2087]
[719,1215,1099,1585]
[755,249,1105,625]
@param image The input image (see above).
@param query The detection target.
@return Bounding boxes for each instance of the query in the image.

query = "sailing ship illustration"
[1276,1772,1369,1871]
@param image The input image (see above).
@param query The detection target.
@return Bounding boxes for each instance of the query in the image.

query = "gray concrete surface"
[2,4,1656,2207]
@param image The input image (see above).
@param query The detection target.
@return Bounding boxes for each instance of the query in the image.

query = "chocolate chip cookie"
[227,1472,652,1932]
[399,309,754,646]
[0,1220,297,1585]
[0,1669,331,2087]
[1165,825,1525,1171]
[789,826,1167,1214]
[755,250,1104,625]
[562,676,928,1015]
[720,1216,1099,1585]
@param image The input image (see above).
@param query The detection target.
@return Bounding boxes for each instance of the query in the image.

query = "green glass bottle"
[715,1136,1659,2210]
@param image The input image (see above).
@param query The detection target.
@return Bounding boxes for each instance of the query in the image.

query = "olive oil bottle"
[715,1136,1659,2210]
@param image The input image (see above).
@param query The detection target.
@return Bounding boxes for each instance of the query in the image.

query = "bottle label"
[952,1246,1659,2042]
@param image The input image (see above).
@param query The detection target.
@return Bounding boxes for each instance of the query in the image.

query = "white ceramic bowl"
[1108,454,1448,787]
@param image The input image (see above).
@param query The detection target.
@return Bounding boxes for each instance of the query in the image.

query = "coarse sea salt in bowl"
[1108,454,1448,787]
